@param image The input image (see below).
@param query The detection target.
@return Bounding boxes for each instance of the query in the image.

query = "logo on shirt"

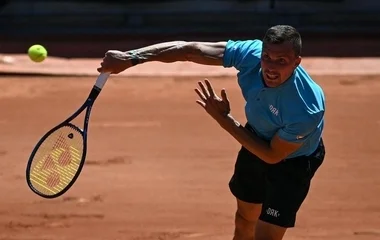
[269,105,279,116]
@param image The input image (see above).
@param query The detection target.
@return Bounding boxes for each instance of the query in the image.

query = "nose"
[265,63,277,73]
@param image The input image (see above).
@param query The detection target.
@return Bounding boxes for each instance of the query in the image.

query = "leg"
[233,199,262,240]
[255,220,286,240]
[229,143,268,240]
[255,140,325,240]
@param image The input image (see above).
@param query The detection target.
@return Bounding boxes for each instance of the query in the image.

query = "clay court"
[0,57,379,240]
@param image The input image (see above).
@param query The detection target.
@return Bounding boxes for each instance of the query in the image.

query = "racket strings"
[29,126,84,196]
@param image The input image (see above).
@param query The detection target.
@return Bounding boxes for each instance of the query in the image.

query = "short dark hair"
[263,25,302,56]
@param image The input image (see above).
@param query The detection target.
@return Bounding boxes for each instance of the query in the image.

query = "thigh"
[259,165,311,228]
[229,145,267,204]
[259,141,325,228]
[259,148,325,228]
[236,198,262,221]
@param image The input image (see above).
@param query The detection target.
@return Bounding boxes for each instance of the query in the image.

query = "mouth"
[265,73,279,81]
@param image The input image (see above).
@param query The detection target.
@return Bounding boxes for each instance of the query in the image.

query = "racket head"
[26,123,87,198]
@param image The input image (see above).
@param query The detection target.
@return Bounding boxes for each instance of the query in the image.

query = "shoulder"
[277,76,325,143]
[223,39,263,70]
[281,66,325,123]
[225,39,262,54]
[295,65,325,108]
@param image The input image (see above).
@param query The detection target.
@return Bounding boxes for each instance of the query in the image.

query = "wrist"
[126,50,142,66]
[226,114,241,127]
[218,113,240,131]
[130,58,141,66]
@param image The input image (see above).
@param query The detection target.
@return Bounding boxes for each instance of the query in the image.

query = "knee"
[254,233,284,240]
[234,210,258,234]
[254,220,287,240]
[235,209,258,225]
[233,200,262,239]
[234,211,258,240]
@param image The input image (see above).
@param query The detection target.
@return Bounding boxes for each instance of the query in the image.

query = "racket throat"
[88,86,101,102]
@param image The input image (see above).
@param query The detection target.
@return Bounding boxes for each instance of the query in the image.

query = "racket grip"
[95,72,111,89]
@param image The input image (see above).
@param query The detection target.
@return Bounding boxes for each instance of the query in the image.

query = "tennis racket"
[26,72,111,199]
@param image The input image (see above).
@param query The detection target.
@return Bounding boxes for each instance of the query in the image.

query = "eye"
[262,54,270,60]
[278,58,287,64]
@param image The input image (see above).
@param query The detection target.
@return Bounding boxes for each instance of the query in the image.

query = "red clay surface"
[3,54,380,77]
[0,70,379,239]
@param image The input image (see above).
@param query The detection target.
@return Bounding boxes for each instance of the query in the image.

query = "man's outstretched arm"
[97,41,227,73]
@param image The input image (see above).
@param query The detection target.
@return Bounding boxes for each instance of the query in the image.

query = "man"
[98,25,326,240]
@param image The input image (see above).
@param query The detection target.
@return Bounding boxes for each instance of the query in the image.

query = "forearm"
[127,41,226,66]
[218,114,280,164]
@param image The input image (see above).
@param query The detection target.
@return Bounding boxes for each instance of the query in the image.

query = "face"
[261,41,301,87]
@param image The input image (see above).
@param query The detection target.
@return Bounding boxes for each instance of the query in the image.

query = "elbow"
[182,42,200,61]
[263,152,284,165]
[245,146,283,164]
[266,156,283,165]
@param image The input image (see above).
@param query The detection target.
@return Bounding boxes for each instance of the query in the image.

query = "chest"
[238,70,284,138]
[245,88,283,129]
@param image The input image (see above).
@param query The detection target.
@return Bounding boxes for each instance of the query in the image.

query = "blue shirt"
[222,39,325,158]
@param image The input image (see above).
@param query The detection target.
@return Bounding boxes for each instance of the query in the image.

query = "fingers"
[195,79,228,111]
[195,79,222,103]
[221,88,229,104]
[197,81,209,98]
[97,50,123,73]
[97,56,109,73]
[97,62,106,73]
[194,89,206,108]
[97,66,111,74]
[197,78,217,99]
[194,88,207,102]
[204,79,216,97]
[196,100,206,108]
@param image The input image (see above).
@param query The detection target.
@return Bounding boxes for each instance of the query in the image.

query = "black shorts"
[228,124,325,228]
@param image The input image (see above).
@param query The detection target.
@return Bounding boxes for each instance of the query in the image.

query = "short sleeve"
[277,112,324,143]
[222,39,262,71]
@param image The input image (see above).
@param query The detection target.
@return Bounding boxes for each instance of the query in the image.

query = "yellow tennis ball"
[28,44,48,63]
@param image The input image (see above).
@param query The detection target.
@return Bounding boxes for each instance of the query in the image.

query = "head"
[261,25,302,87]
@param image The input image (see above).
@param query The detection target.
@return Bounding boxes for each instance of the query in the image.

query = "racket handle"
[95,72,111,89]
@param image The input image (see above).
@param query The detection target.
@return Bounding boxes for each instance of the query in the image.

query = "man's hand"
[195,79,231,123]
[97,50,135,74]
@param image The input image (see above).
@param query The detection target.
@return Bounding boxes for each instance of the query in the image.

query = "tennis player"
[98,25,326,240]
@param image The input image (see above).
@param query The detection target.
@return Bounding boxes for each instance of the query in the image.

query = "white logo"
[296,135,304,140]
[269,105,279,116]
[266,208,280,218]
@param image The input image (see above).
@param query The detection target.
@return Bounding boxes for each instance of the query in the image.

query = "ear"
[294,56,302,67]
